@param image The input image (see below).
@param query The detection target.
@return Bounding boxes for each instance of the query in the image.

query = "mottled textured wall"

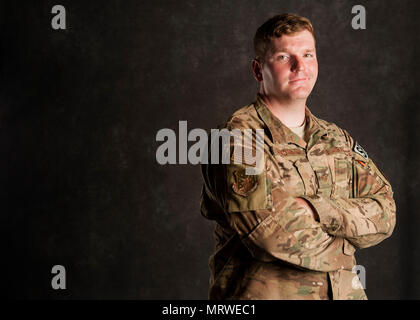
[1,0,419,299]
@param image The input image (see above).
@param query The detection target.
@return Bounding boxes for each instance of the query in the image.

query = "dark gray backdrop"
[1,0,419,299]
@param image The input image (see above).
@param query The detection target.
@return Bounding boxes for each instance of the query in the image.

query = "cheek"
[272,65,289,81]
[263,65,287,83]
[309,61,318,77]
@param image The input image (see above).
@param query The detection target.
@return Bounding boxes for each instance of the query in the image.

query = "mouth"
[289,78,307,83]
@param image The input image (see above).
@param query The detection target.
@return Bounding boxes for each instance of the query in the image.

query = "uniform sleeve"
[201,130,356,272]
[302,130,397,249]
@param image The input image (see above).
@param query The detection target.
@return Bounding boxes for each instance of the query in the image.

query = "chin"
[288,89,312,100]
[290,95,310,101]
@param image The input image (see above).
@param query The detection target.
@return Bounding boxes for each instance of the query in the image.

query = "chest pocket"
[311,154,351,198]
[293,158,317,196]
[333,157,351,198]
[276,158,305,196]
[313,165,333,197]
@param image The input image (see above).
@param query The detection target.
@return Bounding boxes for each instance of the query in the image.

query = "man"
[200,13,396,300]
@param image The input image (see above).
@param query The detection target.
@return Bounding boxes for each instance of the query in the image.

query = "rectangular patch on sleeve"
[226,163,270,212]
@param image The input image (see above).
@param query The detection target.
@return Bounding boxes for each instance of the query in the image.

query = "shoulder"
[313,114,353,147]
[219,102,265,131]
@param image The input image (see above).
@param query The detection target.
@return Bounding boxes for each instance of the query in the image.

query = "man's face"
[256,29,318,103]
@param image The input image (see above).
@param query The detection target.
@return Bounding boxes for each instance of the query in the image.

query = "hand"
[295,197,320,222]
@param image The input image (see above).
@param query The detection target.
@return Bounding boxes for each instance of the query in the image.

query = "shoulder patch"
[354,141,368,161]
[232,169,258,197]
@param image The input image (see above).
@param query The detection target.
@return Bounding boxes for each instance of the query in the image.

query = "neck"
[260,92,306,128]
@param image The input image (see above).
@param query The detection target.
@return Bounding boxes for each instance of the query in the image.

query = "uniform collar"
[254,93,329,149]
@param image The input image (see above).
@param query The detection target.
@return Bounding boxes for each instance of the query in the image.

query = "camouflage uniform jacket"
[200,94,396,300]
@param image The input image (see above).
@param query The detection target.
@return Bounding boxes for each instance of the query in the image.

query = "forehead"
[268,30,316,54]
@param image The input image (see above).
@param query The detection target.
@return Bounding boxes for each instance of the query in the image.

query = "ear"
[252,59,263,82]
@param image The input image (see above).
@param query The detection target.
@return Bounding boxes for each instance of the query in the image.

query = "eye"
[276,55,289,61]
[304,53,313,58]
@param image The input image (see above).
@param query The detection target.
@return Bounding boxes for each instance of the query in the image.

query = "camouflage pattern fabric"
[200,94,396,300]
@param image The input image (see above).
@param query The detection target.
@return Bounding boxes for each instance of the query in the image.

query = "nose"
[291,56,305,72]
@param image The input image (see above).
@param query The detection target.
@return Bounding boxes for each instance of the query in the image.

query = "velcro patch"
[354,141,368,161]
[232,169,258,197]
